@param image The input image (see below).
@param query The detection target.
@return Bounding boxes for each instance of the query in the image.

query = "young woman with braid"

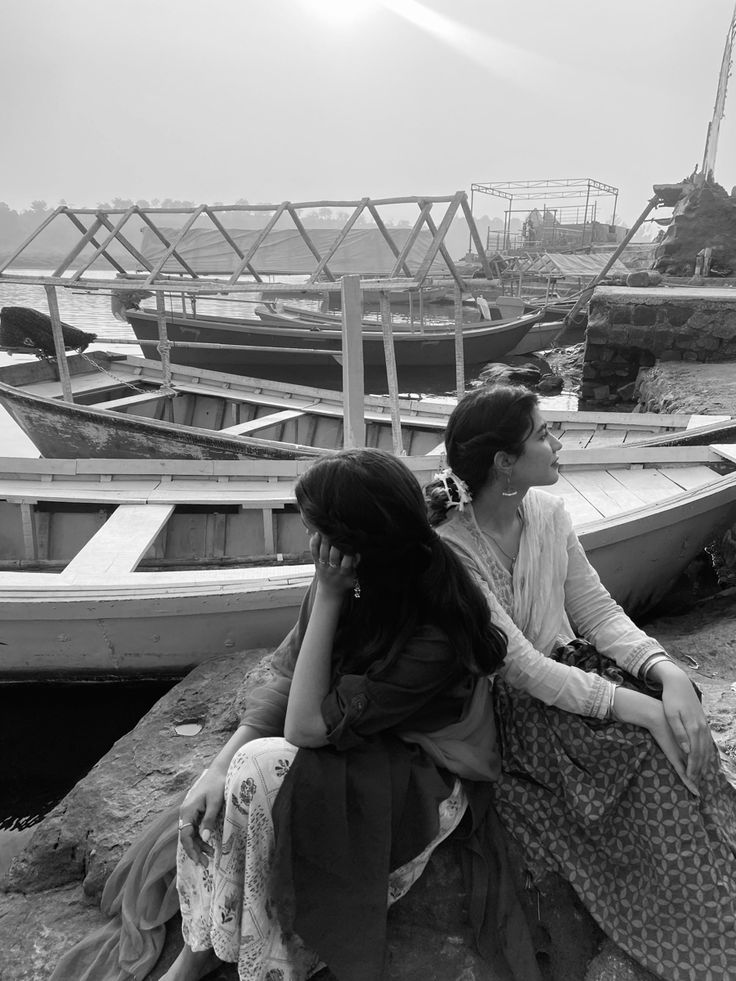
[426,384,736,981]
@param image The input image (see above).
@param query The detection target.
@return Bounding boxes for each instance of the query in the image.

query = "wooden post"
[341,275,365,448]
[454,285,465,398]
[155,292,175,394]
[380,292,404,455]
[44,285,74,403]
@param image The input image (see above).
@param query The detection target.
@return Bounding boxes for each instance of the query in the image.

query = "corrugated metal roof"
[523,252,630,278]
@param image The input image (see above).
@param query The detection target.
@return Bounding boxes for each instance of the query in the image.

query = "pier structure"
[0,192,497,450]
[582,284,736,406]
[469,177,623,253]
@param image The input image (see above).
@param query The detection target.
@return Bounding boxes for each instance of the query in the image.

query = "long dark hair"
[295,448,505,676]
[426,385,539,525]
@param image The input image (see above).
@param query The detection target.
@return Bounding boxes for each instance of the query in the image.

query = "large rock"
[654,179,736,278]
[4,587,736,981]
[3,649,273,900]
[635,359,736,416]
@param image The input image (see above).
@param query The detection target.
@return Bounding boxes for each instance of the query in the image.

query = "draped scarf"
[438,490,573,656]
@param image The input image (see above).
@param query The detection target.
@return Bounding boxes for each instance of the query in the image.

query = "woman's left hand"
[654,661,713,785]
[309,532,359,599]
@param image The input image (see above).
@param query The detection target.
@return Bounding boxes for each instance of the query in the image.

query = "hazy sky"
[4,0,736,227]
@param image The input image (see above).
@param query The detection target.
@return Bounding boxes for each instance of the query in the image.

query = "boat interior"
[1,446,735,576]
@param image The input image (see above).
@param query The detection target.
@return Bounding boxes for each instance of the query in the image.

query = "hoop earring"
[353,576,361,599]
[501,473,518,497]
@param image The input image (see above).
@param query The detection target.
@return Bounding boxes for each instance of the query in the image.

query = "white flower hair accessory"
[433,467,472,512]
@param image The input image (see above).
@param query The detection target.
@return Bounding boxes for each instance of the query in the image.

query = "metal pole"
[468,186,475,256]
[379,292,404,455]
[341,275,365,449]
[44,285,74,403]
[582,181,591,247]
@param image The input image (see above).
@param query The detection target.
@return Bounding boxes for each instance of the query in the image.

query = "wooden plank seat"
[220,408,308,436]
[167,381,449,429]
[89,391,174,411]
[60,503,175,581]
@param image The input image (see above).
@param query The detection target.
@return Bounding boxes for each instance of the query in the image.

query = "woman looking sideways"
[426,384,736,981]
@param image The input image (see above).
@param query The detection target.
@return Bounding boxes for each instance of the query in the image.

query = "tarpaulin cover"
[522,252,630,278]
[138,227,452,277]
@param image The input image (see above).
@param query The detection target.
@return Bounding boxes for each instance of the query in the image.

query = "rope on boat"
[78,351,160,396]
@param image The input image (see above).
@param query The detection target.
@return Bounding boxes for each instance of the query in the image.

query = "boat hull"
[506,319,564,356]
[577,477,736,615]
[0,577,310,682]
[125,308,540,392]
[1,450,735,679]
[0,382,326,460]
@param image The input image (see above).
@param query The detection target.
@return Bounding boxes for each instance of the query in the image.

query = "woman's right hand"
[309,532,358,599]
[178,767,227,867]
[612,687,700,797]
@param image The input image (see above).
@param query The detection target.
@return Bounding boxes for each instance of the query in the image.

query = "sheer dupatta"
[439,490,573,657]
[511,490,573,655]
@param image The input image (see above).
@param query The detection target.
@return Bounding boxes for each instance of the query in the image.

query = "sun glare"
[378,0,561,86]
[297,0,377,27]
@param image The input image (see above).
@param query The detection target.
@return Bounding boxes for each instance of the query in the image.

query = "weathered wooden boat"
[123,306,543,392]
[1,444,736,679]
[0,353,453,460]
[0,352,732,461]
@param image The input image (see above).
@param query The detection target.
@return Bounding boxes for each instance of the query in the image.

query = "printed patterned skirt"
[490,681,736,981]
[176,737,467,981]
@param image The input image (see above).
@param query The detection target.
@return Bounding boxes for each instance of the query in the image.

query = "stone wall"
[581,285,736,407]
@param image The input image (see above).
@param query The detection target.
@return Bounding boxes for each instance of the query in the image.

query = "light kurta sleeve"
[478,574,616,719]
[438,526,616,719]
[562,525,664,677]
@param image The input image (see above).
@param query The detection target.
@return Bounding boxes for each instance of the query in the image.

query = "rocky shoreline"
[2,578,735,981]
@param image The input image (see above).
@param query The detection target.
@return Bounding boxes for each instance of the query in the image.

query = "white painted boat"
[0,352,732,461]
[1,445,736,680]
[0,458,315,682]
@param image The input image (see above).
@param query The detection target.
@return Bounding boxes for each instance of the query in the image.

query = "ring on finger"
[178,820,193,831]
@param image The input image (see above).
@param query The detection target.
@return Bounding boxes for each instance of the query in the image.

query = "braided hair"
[295,448,505,676]
[426,385,539,525]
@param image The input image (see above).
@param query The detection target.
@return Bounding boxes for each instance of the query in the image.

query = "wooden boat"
[256,301,567,359]
[0,472,314,682]
[506,319,565,356]
[123,306,543,392]
[462,295,565,355]
[2,444,736,679]
[0,353,732,462]
[0,353,453,460]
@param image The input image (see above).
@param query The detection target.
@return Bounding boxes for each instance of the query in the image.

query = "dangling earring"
[353,576,361,599]
[501,472,518,497]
